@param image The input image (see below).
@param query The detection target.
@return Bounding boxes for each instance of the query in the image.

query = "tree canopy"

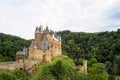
[1,28,120,79]
[0,33,31,61]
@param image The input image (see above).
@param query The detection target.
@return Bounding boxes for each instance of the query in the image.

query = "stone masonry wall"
[0,61,23,70]
[0,59,41,71]
[24,59,40,70]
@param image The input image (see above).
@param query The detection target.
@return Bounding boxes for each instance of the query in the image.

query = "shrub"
[0,71,16,80]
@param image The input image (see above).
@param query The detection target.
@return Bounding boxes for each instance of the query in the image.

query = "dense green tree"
[58,29,120,78]
[33,57,89,80]
[88,58,98,67]
[50,60,89,80]
[88,63,109,80]
[1,28,120,79]
[0,33,31,61]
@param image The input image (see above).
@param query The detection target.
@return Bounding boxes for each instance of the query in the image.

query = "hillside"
[0,29,120,79]
[0,56,109,80]
[30,56,89,80]
[0,33,31,62]
[58,29,120,80]
[0,56,89,80]
[59,29,120,62]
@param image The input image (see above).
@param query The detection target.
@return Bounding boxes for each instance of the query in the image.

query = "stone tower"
[28,25,62,62]
[83,60,87,73]
[16,51,25,62]
[79,60,87,73]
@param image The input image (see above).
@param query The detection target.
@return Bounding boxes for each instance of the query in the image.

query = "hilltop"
[0,28,120,79]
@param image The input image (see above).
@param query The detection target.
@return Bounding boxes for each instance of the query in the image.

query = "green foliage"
[78,73,90,80]
[60,30,120,62]
[13,70,29,80]
[0,33,31,61]
[51,60,65,79]
[0,55,13,62]
[114,55,120,68]
[0,70,29,80]
[105,61,112,73]
[51,60,89,80]
[31,56,89,80]
[58,29,120,78]
[0,71,16,80]
[37,67,55,80]
[115,75,120,80]
[88,58,98,66]
[88,63,109,80]
[1,28,120,79]
[74,58,84,65]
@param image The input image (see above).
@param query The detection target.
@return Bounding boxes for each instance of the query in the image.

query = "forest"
[0,29,120,80]
[59,29,120,80]
[0,33,31,61]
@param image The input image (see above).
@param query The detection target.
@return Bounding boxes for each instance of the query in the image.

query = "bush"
[0,70,29,80]
[0,71,16,80]
[13,70,29,80]
[50,60,89,80]
[38,67,54,80]
[31,56,89,80]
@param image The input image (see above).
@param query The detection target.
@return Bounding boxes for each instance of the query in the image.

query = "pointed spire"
[35,26,39,33]
[39,25,44,34]
[35,27,37,33]
[23,46,27,54]
[45,26,49,34]
[46,26,49,31]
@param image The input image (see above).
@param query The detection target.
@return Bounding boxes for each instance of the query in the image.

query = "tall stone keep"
[28,25,62,62]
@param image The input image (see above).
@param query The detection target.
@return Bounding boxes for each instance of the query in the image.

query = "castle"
[0,25,87,73]
[28,25,62,62]
[0,25,62,71]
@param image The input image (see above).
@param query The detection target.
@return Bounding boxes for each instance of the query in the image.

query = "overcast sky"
[0,0,120,39]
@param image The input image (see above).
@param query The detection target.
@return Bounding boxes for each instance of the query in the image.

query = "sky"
[0,0,120,39]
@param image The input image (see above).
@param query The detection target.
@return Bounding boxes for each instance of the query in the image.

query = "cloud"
[0,0,120,39]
